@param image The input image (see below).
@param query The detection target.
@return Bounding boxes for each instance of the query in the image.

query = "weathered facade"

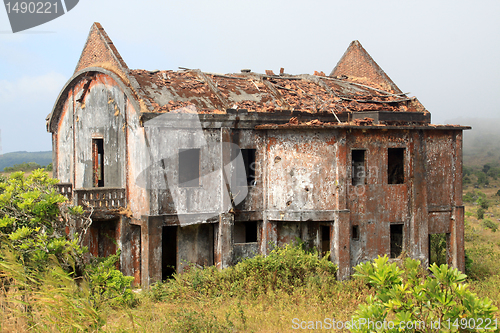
[47,23,468,287]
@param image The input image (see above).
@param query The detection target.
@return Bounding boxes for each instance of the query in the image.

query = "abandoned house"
[47,23,468,287]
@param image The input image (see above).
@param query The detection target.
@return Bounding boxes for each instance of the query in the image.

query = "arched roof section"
[47,67,141,133]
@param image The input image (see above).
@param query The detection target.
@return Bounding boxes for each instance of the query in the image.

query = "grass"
[2,174,500,331]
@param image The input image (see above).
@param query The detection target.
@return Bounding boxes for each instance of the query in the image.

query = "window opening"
[321,225,330,258]
[352,225,360,240]
[179,148,200,187]
[390,224,403,258]
[352,149,366,185]
[429,233,447,266]
[234,221,258,243]
[388,148,405,184]
[92,138,104,187]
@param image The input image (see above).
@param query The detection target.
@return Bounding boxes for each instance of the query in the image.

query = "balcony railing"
[74,188,126,209]
[56,183,73,201]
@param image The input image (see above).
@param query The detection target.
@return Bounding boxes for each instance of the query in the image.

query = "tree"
[352,256,497,333]
[0,170,88,271]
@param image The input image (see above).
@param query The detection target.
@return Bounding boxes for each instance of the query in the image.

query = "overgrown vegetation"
[0,171,134,332]
[353,256,497,332]
[3,162,52,172]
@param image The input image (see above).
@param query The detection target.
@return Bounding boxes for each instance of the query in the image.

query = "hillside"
[447,117,500,168]
[0,151,52,171]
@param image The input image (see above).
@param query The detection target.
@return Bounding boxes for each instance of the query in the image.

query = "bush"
[152,241,338,300]
[0,170,135,330]
[3,162,42,172]
[476,171,489,186]
[463,189,486,203]
[476,207,485,220]
[482,219,498,232]
[478,197,489,210]
[85,251,136,308]
[352,256,497,332]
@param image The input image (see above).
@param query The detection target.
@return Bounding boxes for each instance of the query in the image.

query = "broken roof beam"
[257,75,292,111]
[194,70,231,110]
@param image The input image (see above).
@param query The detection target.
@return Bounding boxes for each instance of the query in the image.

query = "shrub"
[352,256,497,332]
[85,251,136,308]
[482,219,498,232]
[3,162,42,172]
[476,171,489,186]
[476,207,485,220]
[0,170,135,330]
[153,241,338,300]
[478,197,489,210]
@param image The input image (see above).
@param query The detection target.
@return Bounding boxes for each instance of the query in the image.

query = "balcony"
[56,183,73,201]
[74,188,126,210]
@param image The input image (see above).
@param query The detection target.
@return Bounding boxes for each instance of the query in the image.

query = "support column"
[450,206,465,272]
[216,213,234,269]
[333,210,351,280]
[141,216,162,288]
[409,130,429,266]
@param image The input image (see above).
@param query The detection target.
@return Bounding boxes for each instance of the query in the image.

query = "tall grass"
[0,245,102,332]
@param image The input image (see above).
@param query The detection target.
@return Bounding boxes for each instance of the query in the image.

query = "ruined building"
[47,23,468,286]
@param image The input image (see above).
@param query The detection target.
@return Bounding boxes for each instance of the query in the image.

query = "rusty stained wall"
[266,129,338,213]
[177,224,214,272]
[231,129,265,214]
[72,73,126,189]
[54,72,147,285]
[347,129,410,268]
[55,91,74,183]
[144,126,222,215]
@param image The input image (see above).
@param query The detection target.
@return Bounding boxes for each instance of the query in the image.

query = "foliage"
[151,241,337,301]
[476,171,489,186]
[477,197,489,210]
[482,219,498,232]
[0,170,87,271]
[465,240,500,280]
[429,233,447,266]
[352,256,497,333]
[3,162,43,172]
[476,207,485,220]
[496,189,500,197]
[85,251,136,308]
[0,170,135,331]
[463,190,486,203]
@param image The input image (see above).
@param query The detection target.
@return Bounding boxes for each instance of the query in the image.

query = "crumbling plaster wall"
[72,73,126,189]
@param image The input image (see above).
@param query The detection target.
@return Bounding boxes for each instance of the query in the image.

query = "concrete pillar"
[141,216,162,288]
[333,210,351,280]
[216,213,234,269]
[449,206,465,272]
[261,217,277,255]
[119,218,142,286]
[409,130,429,266]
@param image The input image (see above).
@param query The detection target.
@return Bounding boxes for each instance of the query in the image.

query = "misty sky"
[1,0,499,153]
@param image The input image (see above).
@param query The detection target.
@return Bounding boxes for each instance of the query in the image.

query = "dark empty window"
[179,148,200,187]
[352,149,366,185]
[352,225,359,240]
[234,221,258,243]
[388,148,405,184]
[233,148,256,186]
[92,138,104,187]
[321,225,330,258]
[390,224,403,258]
[242,149,256,186]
